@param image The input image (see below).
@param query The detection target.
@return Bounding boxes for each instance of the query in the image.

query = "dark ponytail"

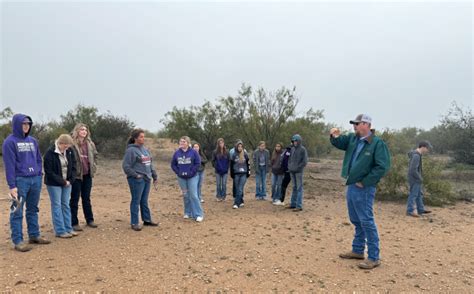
[127,128,144,145]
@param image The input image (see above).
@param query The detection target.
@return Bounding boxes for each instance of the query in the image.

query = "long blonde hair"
[71,123,92,144]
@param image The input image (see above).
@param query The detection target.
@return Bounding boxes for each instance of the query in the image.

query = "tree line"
[0,85,472,205]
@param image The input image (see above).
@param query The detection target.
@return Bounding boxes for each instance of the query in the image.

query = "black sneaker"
[87,222,98,228]
[143,221,159,227]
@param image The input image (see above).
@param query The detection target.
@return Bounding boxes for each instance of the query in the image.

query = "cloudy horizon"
[1,1,472,131]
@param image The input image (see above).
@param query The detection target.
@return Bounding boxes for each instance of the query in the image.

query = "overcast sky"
[1,1,472,131]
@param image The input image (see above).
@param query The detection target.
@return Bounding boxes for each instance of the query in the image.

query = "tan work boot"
[339,251,365,259]
[29,236,51,244]
[358,259,381,269]
[14,242,33,252]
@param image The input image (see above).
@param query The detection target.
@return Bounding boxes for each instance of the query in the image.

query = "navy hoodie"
[281,146,292,172]
[171,148,201,179]
[211,150,229,175]
[2,114,43,189]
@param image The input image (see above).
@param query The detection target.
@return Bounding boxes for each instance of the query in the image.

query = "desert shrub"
[31,121,69,154]
[422,157,455,206]
[377,154,408,201]
[377,153,454,206]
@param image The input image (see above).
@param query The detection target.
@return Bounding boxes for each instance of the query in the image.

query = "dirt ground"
[1,140,473,292]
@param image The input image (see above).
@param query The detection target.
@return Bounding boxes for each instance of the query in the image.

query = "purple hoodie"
[171,147,201,179]
[2,114,43,189]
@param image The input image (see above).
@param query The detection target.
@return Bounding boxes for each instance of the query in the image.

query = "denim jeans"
[255,166,267,198]
[177,175,203,219]
[215,173,227,199]
[196,171,204,201]
[346,184,380,261]
[290,172,304,209]
[280,172,291,202]
[407,182,425,214]
[47,185,73,235]
[127,177,152,225]
[70,174,94,226]
[10,176,42,245]
[233,174,247,206]
[271,173,284,202]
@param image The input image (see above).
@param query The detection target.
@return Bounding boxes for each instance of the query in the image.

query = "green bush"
[377,154,408,201]
[422,157,455,206]
[31,121,69,154]
[0,107,14,155]
[377,153,454,206]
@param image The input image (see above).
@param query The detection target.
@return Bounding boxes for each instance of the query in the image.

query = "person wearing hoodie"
[253,141,271,200]
[330,114,391,270]
[2,114,51,252]
[270,143,285,205]
[229,139,247,199]
[192,142,208,203]
[171,136,204,222]
[44,134,78,238]
[122,129,159,231]
[230,140,250,209]
[287,134,308,211]
[70,123,99,231]
[211,138,229,201]
[406,141,433,217]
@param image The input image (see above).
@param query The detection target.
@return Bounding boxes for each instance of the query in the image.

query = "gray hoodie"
[407,150,422,184]
[288,144,308,173]
[122,144,158,181]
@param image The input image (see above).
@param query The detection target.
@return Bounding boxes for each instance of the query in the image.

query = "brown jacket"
[72,140,98,179]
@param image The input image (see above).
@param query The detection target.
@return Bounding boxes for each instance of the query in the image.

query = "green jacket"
[330,132,391,187]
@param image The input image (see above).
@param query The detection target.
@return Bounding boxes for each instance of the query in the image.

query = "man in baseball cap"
[329,114,391,269]
[350,114,372,125]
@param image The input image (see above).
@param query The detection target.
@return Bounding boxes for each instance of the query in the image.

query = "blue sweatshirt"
[2,114,43,189]
[171,148,201,179]
[211,150,229,175]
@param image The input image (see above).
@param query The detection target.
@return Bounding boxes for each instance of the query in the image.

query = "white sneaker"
[273,200,284,206]
[233,205,238,209]
[183,215,190,219]
[196,216,204,222]
[239,203,245,207]
[200,199,205,203]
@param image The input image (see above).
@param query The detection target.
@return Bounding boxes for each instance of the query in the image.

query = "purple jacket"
[2,114,43,189]
[171,148,201,179]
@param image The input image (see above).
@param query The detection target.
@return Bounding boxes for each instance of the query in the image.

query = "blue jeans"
[233,174,247,206]
[47,185,73,235]
[10,176,42,245]
[177,175,203,219]
[407,182,425,214]
[290,172,304,209]
[127,177,152,225]
[271,173,284,201]
[196,171,204,201]
[346,184,380,261]
[255,166,267,198]
[215,173,227,199]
